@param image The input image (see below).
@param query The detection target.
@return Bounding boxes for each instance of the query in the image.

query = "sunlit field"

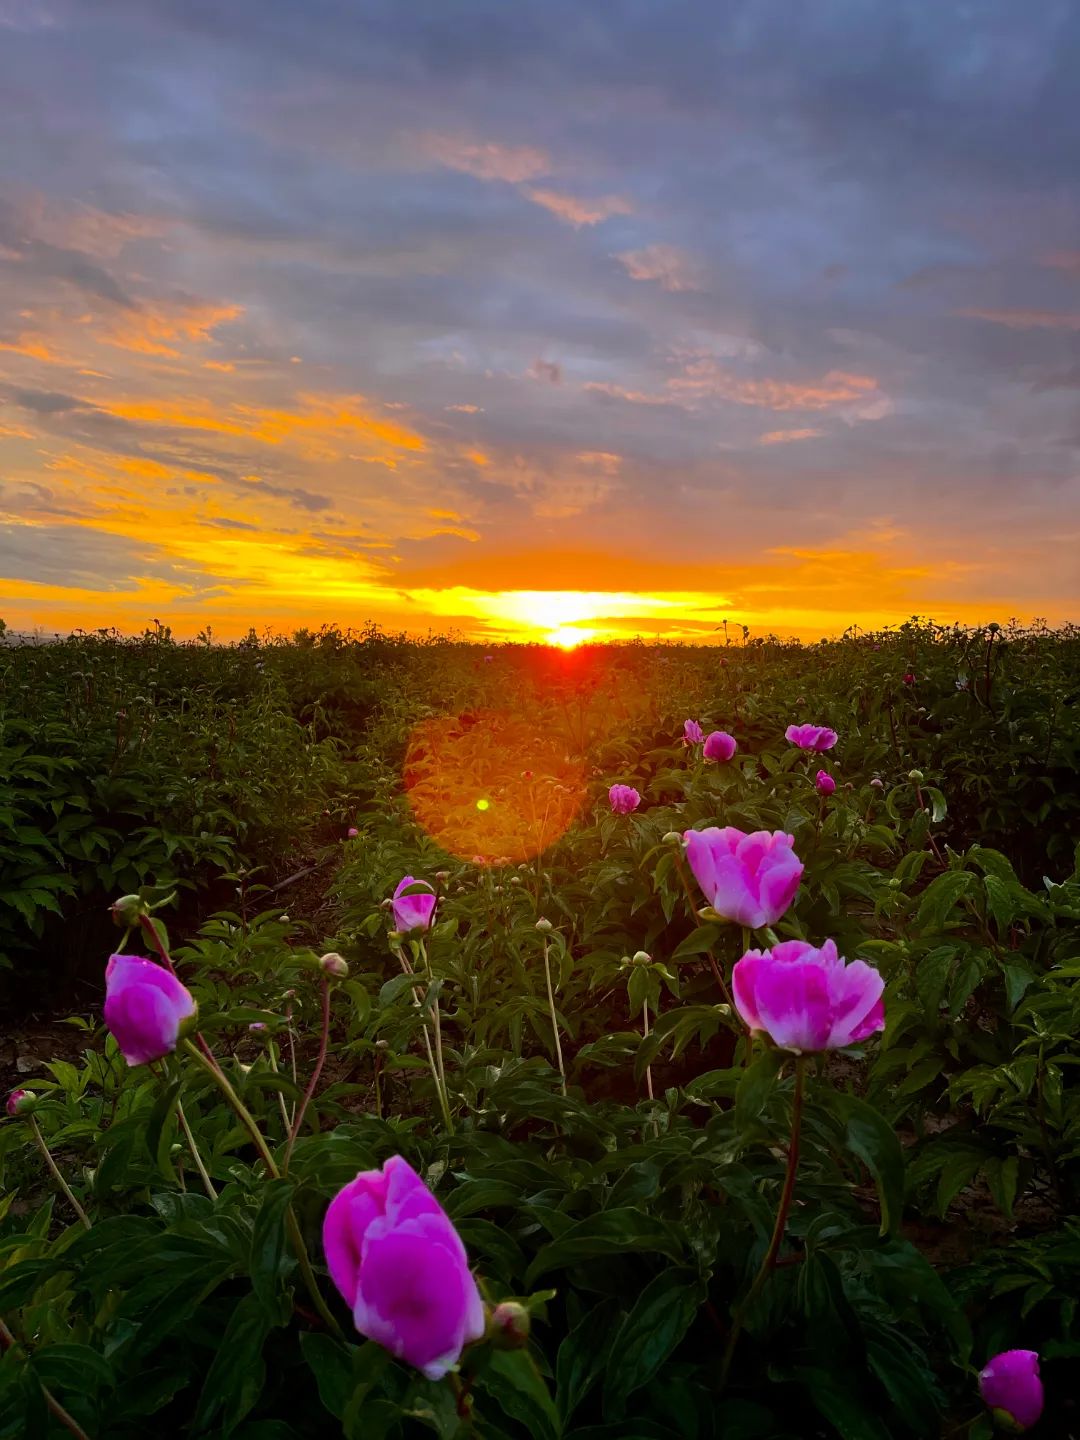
[1,618,1078,1437]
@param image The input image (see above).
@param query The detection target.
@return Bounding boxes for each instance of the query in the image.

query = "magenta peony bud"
[249,1021,268,1033]
[391,877,436,934]
[815,770,836,796]
[903,672,915,685]
[732,939,884,1053]
[103,954,197,1066]
[979,1350,1043,1432]
[703,730,737,763]
[683,719,704,745]
[684,827,803,929]
[323,1155,484,1379]
[5,1088,34,1117]
[870,777,884,789]
[346,827,359,839]
[785,724,838,752]
[608,784,641,815]
[319,952,349,979]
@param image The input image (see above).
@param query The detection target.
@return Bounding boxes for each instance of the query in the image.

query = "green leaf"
[734,1047,786,1134]
[602,1267,705,1418]
[193,1292,276,1435]
[525,1210,683,1286]
[476,1349,561,1440]
[555,1298,623,1424]
[916,871,974,932]
[249,1178,296,1315]
[830,1093,905,1236]
[671,924,722,961]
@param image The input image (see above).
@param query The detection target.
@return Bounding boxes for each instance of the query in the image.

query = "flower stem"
[719,1056,806,1390]
[419,940,454,1135]
[27,1116,90,1230]
[175,1098,217,1201]
[542,937,567,1095]
[642,998,654,1101]
[393,945,454,1134]
[283,976,331,1170]
[181,1039,344,1339]
[672,850,733,1009]
[0,1318,91,1440]
[137,912,220,1069]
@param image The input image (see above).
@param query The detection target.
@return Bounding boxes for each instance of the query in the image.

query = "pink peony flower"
[392,876,436,934]
[346,827,359,839]
[684,827,803,929]
[815,770,836,795]
[323,1155,485,1379]
[902,672,915,685]
[103,954,197,1066]
[683,719,704,745]
[785,724,838,752]
[5,1089,31,1117]
[732,939,885,1052]
[703,730,737,763]
[609,784,641,815]
[979,1351,1043,1432]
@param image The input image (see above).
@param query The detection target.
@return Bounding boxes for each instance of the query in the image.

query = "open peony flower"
[391,876,436,934]
[609,784,641,815]
[103,954,197,1066]
[683,719,704,745]
[785,724,838,752]
[732,939,884,1052]
[684,826,803,929]
[703,730,737,762]
[979,1350,1043,1433]
[323,1155,485,1380]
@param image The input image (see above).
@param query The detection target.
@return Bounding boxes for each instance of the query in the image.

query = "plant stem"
[542,938,567,1095]
[27,1116,90,1230]
[175,1098,217,1201]
[283,976,331,1170]
[0,1318,92,1440]
[672,850,733,1009]
[394,945,454,1133]
[137,912,220,1069]
[642,997,654,1101]
[719,1057,806,1390]
[419,939,454,1135]
[181,1039,344,1339]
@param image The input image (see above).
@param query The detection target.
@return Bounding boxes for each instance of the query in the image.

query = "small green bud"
[110,893,147,926]
[487,1301,530,1349]
[661,830,683,845]
[632,950,651,966]
[319,952,349,980]
[535,918,553,932]
[908,769,925,783]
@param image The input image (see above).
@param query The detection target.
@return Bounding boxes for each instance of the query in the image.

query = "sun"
[545,626,586,649]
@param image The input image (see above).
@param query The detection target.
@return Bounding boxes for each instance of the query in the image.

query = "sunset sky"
[2,1,1079,644]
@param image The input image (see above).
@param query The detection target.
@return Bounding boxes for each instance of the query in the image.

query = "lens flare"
[404,709,586,863]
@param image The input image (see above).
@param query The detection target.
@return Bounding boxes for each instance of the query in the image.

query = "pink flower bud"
[110,893,147,926]
[391,877,436,934]
[903,672,915,685]
[703,730,737,763]
[6,1088,34,1117]
[488,1301,530,1349]
[785,723,838,753]
[104,954,197,1066]
[733,939,885,1053]
[815,770,836,796]
[870,777,884,789]
[683,719,704,745]
[979,1351,1043,1432]
[323,1156,484,1379]
[319,952,349,979]
[346,827,359,839]
[608,784,641,815]
[684,827,803,929]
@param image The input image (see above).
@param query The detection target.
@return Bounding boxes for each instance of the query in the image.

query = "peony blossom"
[684,827,803,929]
[683,719,704,745]
[392,876,436,934]
[903,672,915,685]
[609,784,641,815]
[103,954,197,1067]
[979,1351,1043,1432]
[732,939,885,1052]
[815,770,836,796]
[703,730,737,763]
[323,1155,485,1379]
[785,724,838,752]
[5,1089,31,1117]
[346,827,359,839]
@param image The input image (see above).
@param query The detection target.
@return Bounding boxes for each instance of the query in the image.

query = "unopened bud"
[110,893,147,926]
[535,918,553,932]
[987,622,1001,634]
[509,875,522,886]
[435,871,450,884]
[870,777,884,789]
[380,897,394,910]
[5,1089,36,1118]
[319,952,349,979]
[488,1301,530,1349]
[249,1021,268,1033]
[375,1039,390,1051]
[632,950,652,966]
[908,770,925,784]
[662,831,683,845]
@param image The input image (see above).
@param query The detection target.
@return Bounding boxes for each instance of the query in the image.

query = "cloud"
[521,188,633,227]
[955,307,1080,330]
[529,359,562,384]
[1042,252,1080,274]
[759,428,823,445]
[669,359,883,414]
[420,134,551,183]
[445,403,482,413]
[616,244,702,291]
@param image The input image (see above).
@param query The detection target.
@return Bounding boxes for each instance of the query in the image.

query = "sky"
[1,0,1079,645]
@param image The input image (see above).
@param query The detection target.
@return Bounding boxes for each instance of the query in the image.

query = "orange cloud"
[422,134,551,182]
[670,360,881,412]
[759,428,823,445]
[616,244,701,291]
[0,333,64,363]
[101,300,243,357]
[583,381,686,408]
[445,403,482,413]
[955,307,1080,330]
[522,188,633,227]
